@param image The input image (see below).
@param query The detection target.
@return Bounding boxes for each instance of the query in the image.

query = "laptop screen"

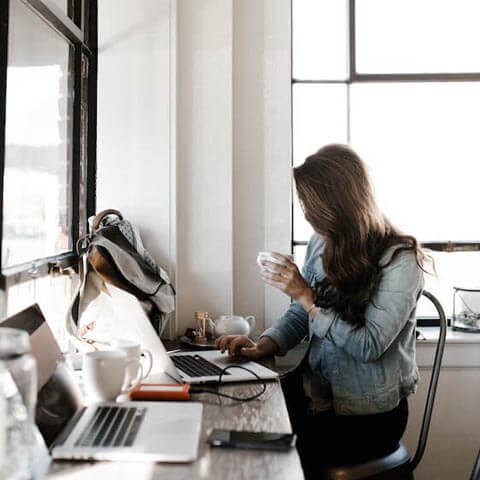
[2,304,84,446]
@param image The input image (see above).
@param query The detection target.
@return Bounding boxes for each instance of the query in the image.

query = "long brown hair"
[293,144,426,327]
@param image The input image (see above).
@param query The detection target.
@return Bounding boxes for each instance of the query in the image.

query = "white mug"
[108,338,153,385]
[257,251,293,273]
[83,350,142,402]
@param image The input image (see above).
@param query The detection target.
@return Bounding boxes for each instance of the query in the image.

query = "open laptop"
[85,283,279,385]
[3,305,203,463]
[147,336,279,385]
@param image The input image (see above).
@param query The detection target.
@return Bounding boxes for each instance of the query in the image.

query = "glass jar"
[452,286,480,333]
[0,327,37,480]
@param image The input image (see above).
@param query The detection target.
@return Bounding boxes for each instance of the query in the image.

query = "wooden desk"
[45,373,304,479]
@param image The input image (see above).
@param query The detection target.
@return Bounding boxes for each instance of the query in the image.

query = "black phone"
[207,429,296,452]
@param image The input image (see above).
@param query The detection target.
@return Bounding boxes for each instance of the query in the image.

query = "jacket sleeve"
[260,300,309,355]
[259,237,322,355]
[309,251,424,362]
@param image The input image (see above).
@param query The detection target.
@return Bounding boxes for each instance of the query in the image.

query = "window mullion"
[69,44,82,249]
[0,2,9,276]
[20,0,83,43]
[85,1,97,221]
[348,0,355,79]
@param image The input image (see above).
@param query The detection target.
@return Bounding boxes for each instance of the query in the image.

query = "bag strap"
[65,247,98,352]
[91,209,123,231]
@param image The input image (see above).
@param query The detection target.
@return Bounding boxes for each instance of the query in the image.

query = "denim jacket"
[262,234,424,415]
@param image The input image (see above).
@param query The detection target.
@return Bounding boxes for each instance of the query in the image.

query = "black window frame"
[290,0,480,326]
[0,0,97,290]
[291,0,480,254]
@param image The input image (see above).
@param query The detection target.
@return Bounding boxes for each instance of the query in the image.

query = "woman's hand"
[215,335,279,360]
[259,253,315,308]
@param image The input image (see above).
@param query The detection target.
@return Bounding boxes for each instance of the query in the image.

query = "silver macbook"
[146,338,279,385]
[4,305,203,463]
[78,284,279,385]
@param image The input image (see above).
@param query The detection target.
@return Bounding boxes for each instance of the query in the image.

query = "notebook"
[3,305,203,463]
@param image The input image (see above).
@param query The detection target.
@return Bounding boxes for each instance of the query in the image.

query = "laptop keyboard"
[75,406,146,448]
[171,354,231,378]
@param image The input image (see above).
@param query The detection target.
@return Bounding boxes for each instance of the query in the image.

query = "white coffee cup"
[83,350,142,402]
[257,251,293,273]
[108,338,153,385]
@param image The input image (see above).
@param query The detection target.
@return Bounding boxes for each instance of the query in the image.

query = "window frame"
[291,0,480,326]
[291,0,480,254]
[0,0,97,290]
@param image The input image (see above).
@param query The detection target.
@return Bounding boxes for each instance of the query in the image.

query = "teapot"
[209,315,256,337]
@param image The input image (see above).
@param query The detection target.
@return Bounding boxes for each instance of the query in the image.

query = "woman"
[216,144,426,479]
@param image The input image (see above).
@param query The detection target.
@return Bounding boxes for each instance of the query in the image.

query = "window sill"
[416,326,480,368]
[416,326,480,344]
[1,252,78,289]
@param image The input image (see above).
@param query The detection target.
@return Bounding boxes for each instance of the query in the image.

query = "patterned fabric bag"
[66,209,175,350]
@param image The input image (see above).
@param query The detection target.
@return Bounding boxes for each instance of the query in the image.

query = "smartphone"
[207,429,296,452]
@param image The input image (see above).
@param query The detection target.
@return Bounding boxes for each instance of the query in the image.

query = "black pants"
[281,372,409,480]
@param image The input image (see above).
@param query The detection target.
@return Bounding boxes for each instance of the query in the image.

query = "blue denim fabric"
[262,234,424,415]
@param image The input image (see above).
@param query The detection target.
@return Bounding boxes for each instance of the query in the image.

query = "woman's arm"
[258,236,324,355]
[310,252,424,362]
[258,240,322,354]
[260,300,310,355]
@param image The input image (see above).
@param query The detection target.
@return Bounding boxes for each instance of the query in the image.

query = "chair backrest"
[410,289,447,471]
[470,450,480,480]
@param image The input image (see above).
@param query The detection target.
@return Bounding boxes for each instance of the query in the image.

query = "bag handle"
[91,209,123,231]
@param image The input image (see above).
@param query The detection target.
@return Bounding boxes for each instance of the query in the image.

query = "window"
[0,0,97,340]
[291,0,480,318]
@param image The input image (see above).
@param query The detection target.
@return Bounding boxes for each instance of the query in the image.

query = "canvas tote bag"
[65,209,175,351]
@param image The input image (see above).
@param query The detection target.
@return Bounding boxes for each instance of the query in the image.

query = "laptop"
[148,338,279,385]
[82,283,279,385]
[3,305,203,463]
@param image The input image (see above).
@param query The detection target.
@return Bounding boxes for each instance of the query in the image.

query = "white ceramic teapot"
[209,315,256,337]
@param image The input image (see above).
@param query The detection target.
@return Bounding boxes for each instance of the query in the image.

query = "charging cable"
[190,365,267,402]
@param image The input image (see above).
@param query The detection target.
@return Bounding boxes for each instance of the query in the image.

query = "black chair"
[321,290,447,480]
[470,450,480,480]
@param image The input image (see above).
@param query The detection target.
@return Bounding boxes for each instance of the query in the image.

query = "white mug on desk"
[83,350,142,402]
[109,338,153,385]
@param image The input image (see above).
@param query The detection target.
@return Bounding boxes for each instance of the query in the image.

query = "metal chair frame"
[322,289,448,480]
[409,290,447,472]
[470,449,480,480]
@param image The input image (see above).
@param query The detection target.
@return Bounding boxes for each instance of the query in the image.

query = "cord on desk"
[190,365,267,402]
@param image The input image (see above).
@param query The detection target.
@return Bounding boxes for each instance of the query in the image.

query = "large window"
[0,0,97,337]
[292,0,480,317]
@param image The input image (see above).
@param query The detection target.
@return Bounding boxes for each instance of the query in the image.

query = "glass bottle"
[0,327,37,480]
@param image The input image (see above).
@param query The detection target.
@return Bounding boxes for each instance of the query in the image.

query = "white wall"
[97,0,291,336]
[176,0,234,333]
[97,0,175,278]
[262,0,292,327]
[176,0,291,335]
[232,0,266,328]
[97,0,176,335]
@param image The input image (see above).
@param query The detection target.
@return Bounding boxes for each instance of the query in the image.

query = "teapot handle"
[245,315,256,334]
